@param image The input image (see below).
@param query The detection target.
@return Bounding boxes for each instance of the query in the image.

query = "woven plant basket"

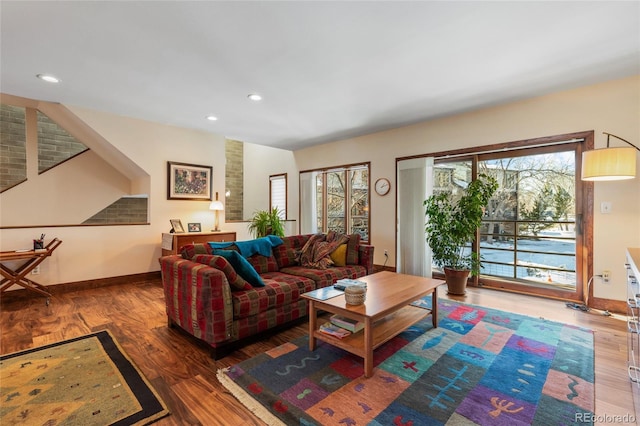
[344,285,366,305]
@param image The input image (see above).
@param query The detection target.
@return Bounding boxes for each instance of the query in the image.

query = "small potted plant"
[424,173,498,295]
[247,207,285,238]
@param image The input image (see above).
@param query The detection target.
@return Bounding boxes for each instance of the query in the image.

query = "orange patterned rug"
[0,330,169,425]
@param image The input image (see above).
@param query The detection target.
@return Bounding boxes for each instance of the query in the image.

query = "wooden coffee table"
[302,271,443,378]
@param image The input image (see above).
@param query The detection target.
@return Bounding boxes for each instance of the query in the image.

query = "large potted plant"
[247,207,285,238]
[424,174,498,295]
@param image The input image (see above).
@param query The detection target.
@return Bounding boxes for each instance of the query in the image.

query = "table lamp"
[209,192,224,232]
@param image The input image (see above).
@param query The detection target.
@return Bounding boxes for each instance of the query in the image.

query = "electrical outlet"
[31,265,40,275]
[384,249,388,257]
[602,270,610,283]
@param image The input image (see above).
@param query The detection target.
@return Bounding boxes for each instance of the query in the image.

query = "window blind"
[270,175,286,219]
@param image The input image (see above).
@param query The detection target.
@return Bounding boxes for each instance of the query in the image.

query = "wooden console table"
[161,231,236,256]
[0,238,62,305]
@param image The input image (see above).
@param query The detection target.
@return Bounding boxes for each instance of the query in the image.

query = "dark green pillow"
[213,249,265,287]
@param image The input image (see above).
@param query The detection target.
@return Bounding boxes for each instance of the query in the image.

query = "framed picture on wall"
[169,219,185,233]
[188,223,201,232]
[167,161,213,200]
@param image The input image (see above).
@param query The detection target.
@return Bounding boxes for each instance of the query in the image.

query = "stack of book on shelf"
[319,322,351,339]
[333,278,367,291]
[330,314,364,333]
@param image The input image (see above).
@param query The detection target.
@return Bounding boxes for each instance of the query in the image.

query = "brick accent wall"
[1,105,88,191]
[225,139,244,220]
[82,197,148,224]
[0,104,27,190]
[37,111,87,172]
[1,103,148,226]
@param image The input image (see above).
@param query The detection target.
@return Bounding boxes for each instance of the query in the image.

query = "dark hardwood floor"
[1,278,636,425]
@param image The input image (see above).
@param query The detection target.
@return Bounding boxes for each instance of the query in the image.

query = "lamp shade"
[581,146,637,181]
[209,200,224,211]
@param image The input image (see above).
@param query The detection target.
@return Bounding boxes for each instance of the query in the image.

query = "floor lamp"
[582,132,639,181]
[569,132,639,314]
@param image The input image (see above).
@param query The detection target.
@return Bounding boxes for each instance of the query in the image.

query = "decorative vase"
[444,267,470,295]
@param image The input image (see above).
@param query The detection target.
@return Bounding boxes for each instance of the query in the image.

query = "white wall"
[0,107,227,285]
[0,105,301,287]
[1,150,132,225]
[294,75,640,301]
[1,76,637,303]
[243,141,299,229]
[0,99,146,226]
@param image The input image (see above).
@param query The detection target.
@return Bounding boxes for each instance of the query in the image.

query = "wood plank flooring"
[1,278,636,425]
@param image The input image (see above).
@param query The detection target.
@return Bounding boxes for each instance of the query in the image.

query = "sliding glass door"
[428,136,588,301]
[479,147,577,292]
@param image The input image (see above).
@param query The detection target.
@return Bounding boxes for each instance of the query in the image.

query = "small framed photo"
[170,219,185,233]
[188,223,201,233]
[167,161,213,201]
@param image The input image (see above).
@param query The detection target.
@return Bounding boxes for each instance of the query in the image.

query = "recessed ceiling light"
[36,74,60,83]
[247,93,262,101]
[206,115,218,121]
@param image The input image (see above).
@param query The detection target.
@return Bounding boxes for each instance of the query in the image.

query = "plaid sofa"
[159,234,374,359]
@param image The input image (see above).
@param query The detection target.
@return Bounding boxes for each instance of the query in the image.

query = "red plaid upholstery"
[346,233,361,265]
[273,234,310,268]
[231,273,315,319]
[160,255,234,344]
[191,254,253,291]
[180,243,213,259]
[280,265,366,289]
[232,299,309,341]
[358,244,375,275]
[247,252,279,274]
[159,235,375,354]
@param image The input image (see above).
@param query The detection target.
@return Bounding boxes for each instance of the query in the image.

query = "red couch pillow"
[191,254,252,291]
[273,235,309,268]
[180,243,213,259]
[346,233,361,265]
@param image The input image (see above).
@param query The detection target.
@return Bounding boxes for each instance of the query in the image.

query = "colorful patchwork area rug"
[0,330,169,426]
[218,298,595,425]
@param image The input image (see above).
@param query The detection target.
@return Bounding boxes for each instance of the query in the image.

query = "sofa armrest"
[159,255,234,345]
[358,245,375,275]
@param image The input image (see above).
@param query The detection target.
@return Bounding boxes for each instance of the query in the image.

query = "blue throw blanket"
[209,235,283,258]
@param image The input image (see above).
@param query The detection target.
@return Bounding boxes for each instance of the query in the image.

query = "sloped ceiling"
[1,1,638,150]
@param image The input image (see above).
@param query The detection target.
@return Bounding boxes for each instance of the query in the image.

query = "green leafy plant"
[424,174,498,276]
[247,207,285,238]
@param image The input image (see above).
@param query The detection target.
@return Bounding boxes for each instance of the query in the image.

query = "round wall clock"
[374,178,390,196]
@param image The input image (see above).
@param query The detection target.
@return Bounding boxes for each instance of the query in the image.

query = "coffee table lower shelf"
[311,305,432,370]
[303,271,442,378]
